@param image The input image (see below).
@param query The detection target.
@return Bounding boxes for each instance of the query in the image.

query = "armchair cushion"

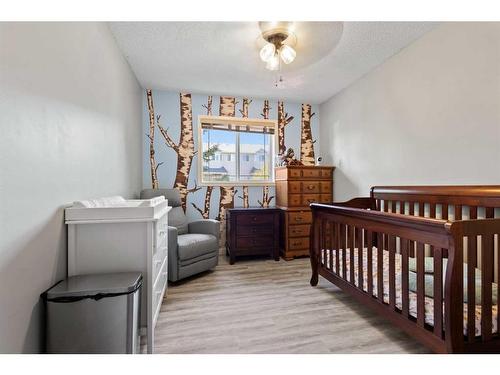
[169,206,189,235]
[188,219,220,238]
[177,233,218,261]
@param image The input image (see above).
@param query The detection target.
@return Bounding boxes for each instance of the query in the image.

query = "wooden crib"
[309,186,500,353]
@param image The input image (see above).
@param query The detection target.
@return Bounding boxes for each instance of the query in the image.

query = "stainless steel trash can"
[42,272,142,354]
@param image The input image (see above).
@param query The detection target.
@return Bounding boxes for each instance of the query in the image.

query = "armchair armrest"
[188,219,220,238]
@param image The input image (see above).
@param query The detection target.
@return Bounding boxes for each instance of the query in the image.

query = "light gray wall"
[0,23,143,353]
[320,22,500,201]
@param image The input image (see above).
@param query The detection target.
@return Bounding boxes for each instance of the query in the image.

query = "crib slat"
[481,234,493,341]
[470,206,477,220]
[391,201,396,213]
[383,201,388,212]
[486,207,494,218]
[399,201,405,214]
[367,231,373,296]
[327,221,335,272]
[335,223,340,274]
[418,202,425,217]
[401,238,409,317]
[357,227,363,289]
[433,247,443,338]
[319,218,325,267]
[377,233,384,303]
[498,234,500,337]
[341,224,347,279]
[442,204,448,220]
[409,202,415,216]
[455,205,462,220]
[388,235,396,309]
[430,203,436,219]
[349,226,355,284]
[467,235,477,342]
[417,242,425,327]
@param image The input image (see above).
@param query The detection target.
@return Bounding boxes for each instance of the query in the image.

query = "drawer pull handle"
[295,217,302,221]
[307,185,315,190]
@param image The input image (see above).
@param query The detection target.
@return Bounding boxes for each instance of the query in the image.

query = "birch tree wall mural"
[143,90,319,223]
[146,89,161,189]
[192,95,214,219]
[157,93,200,211]
[300,103,316,166]
[216,96,238,221]
[238,98,251,208]
[277,101,294,155]
[258,100,274,208]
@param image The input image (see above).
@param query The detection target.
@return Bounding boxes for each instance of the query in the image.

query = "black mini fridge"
[42,272,142,354]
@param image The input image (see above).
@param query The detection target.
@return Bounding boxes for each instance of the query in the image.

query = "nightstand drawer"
[238,225,274,237]
[288,211,312,224]
[288,237,309,250]
[236,213,275,226]
[288,224,310,237]
[237,236,274,248]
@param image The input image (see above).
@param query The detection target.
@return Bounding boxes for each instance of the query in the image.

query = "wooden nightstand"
[226,207,280,264]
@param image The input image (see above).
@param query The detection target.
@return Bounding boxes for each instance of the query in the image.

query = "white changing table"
[65,198,171,354]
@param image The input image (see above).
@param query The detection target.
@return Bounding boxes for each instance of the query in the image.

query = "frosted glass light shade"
[259,43,276,62]
[280,45,296,64]
[265,53,280,71]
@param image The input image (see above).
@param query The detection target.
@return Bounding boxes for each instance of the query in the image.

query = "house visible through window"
[199,115,276,185]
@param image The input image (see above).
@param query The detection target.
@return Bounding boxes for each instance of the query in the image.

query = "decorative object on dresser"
[141,189,220,282]
[275,165,335,260]
[226,207,280,264]
[65,195,170,354]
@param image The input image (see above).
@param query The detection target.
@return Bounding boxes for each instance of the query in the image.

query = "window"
[198,115,276,185]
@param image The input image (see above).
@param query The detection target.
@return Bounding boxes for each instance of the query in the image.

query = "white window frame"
[197,115,278,187]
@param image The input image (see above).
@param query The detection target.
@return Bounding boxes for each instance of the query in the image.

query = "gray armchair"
[141,188,220,282]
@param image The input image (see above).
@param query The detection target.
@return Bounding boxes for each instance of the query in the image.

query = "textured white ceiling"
[109,22,438,104]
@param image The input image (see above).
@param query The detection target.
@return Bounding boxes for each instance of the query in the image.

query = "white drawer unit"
[65,197,171,354]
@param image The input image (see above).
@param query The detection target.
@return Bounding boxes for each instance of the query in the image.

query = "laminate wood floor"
[151,255,430,354]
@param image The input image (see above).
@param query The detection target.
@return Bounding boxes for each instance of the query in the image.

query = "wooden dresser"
[275,165,335,260]
[226,207,280,264]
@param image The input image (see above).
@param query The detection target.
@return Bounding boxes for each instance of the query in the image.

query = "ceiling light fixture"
[258,22,297,71]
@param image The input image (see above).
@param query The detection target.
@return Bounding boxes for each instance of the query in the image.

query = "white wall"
[320,22,500,201]
[0,23,143,353]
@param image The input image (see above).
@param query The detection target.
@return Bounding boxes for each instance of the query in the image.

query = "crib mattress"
[321,248,498,336]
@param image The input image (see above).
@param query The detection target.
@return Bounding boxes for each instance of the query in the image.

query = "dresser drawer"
[236,213,275,226]
[289,168,302,179]
[238,225,274,237]
[302,194,321,206]
[236,236,274,248]
[320,194,332,204]
[288,181,301,193]
[320,181,332,194]
[302,169,321,179]
[288,224,310,237]
[288,237,309,250]
[287,194,302,206]
[321,168,333,178]
[302,181,320,193]
[288,210,312,224]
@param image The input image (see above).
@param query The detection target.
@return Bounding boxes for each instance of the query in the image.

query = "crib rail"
[310,200,500,353]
